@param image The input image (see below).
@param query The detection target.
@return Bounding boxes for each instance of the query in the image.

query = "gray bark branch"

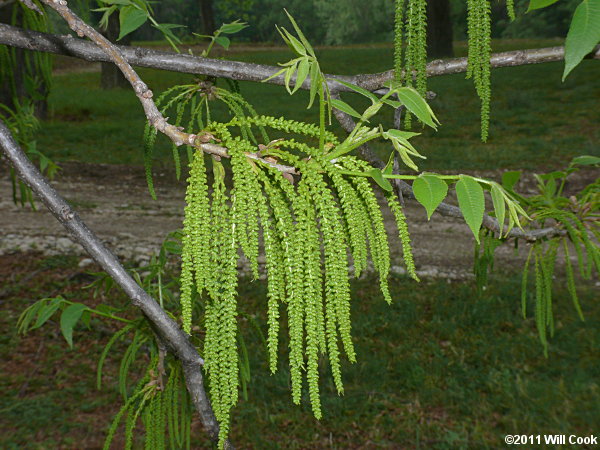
[1,23,598,93]
[0,119,232,447]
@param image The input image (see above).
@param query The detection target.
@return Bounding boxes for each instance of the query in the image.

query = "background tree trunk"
[100,13,130,89]
[200,0,216,35]
[427,0,454,58]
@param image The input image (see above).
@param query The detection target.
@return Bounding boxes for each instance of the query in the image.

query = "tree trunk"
[427,0,454,59]
[200,0,216,35]
[100,13,130,89]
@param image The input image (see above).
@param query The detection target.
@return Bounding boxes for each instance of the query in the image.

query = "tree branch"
[0,119,233,449]
[1,23,598,94]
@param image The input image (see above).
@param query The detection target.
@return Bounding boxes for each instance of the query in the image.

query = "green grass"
[39,39,600,171]
[1,253,598,448]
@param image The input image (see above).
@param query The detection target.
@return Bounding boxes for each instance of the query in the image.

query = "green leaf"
[502,170,522,191]
[278,27,306,56]
[361,102,383,122]
[527,0,560,12]
[331,98,362,119]
[60,303,88,348]
[307,61,320,108]
[384,129,421,153]
[490,184,506,237]
[153,23,183,47]
[118,6,148,40]
[334,79,379,102]
[214,36,231,50]
[383,152,395,176]
[219,21,247,35]
[395,87,439,129]
[262,67,287,83]
[570,155,600,166]
[368,169,393,192]
[392,140,419,171]
[283,9,315,57]
[292,58,309,94]
[284,63,297,94]
[455,175,485,243]
[563,0,600,80]
[32,297,65,330]
[413,174,448,220]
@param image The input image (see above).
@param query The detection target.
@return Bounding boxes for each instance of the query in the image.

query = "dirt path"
[1,162,596,279]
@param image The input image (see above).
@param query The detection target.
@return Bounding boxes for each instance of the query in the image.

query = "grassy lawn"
[1,253,598,448]
[39,39,599,171]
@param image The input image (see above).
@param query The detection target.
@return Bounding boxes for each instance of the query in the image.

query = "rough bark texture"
[426,0,454,58]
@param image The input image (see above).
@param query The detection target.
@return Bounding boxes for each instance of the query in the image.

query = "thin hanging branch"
[0,119,233,449]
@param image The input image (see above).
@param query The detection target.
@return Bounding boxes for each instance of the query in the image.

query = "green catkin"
[563,238,585,321]
[202,160,239,448]
[521,245,533,319]
[164,367,176,450]
[177,109,423,443]
[506,0,515,21]
[256,186,286,372]
[534,248,548,356]
[103,387,149,450]
[256,169,301,377]
[403,0,427,128]
[543,241,559,336]
[561,210,600,276]
[259,167,309,405]
[466,0,492,140]
[119,332,146,398]
[386,192,419,281]
[125,389,151,450]
[394,0,406,85]
[97,324,134,389]
[171,101,186,180]
[180,150,211,334]
[143,123,158,199]
[227,91,270,143]
[329,171,369,277]
[306,169,354,395]
[341,158,392,303]
[557,213,591,278]
[227,138,261,278]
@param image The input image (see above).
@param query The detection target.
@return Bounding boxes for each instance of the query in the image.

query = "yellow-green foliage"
[177,115,421,443]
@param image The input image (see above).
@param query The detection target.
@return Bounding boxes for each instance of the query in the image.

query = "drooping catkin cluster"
[394,0,427,128]
[466,0,492,141]
[178,115,419,443]
[394,0,503,140]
